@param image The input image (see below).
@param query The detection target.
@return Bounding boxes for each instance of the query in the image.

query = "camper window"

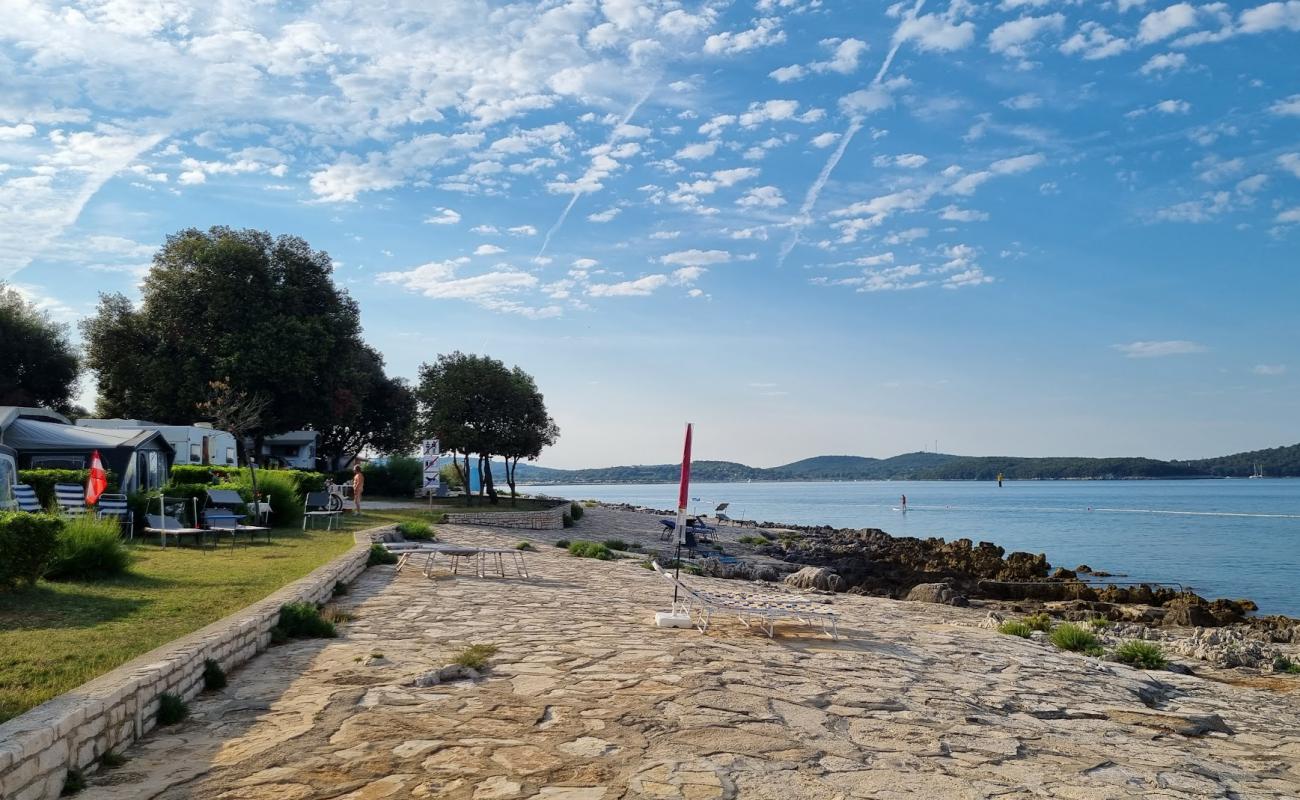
[31,455,85,470]
[190,443,202,463]
[225,447,235,465]
[0,457,14,504]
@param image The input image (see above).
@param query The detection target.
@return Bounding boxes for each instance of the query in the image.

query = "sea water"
[535,479,1300,617]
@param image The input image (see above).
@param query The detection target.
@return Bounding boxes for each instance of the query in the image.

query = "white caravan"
[77,419,239,467]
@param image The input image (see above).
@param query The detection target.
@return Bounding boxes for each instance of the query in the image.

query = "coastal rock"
[904,583,969,607]
[784,566,845,593]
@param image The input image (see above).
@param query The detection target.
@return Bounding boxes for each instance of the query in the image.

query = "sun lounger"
[95,493,134,539]
[715,502,732,525]
[204,489,271,544]
[303,491,341,530]
[54,483,89,517]
[145,514,208,548]
[12,484,43,513]
[383,542,529,579]
[651,561,838,639]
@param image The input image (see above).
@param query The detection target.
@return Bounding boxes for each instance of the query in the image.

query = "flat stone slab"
[79,515,1300,799]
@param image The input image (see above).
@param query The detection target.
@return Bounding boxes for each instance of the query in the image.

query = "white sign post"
[421,439,441,508]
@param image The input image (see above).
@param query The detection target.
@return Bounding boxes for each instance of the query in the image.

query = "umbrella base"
[655,611,692,629]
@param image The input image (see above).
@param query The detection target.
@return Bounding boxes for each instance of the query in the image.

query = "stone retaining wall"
[0,525,397,800]
[443,501,570,530]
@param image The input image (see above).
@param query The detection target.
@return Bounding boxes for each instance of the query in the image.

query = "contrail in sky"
[538,83,656,259]
[776,0,927,267]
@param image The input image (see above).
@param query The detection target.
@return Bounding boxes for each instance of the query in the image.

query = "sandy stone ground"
[80,511,1300,799]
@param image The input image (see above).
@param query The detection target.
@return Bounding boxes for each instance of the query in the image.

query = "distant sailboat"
[1249,463,1264,479]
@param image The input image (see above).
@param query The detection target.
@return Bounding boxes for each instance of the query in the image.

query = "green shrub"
[1023,613,1053,632]
[157,692,188,725]
[0,512,63,590]
[562,512,574,528]
[1088,617,1112,629]
[998,621,1033,638]
[202,658,227,691]
[569,502,584,521]
[1114,640,1168,670]
[169,465,216,484]
[555,539,570,548]
[1272,656,1300,675]
[62,766,86,795]
[46,516,130,581]
[367,543,397,566]
[1049,623,1101,653]
[98,751,126,768]
[602,538,628,551]
[332,580,349,596]
[362,457,423,496]
[277,602,337,639]
[18,469,118,509]
[516,541,534,551]
[567,540,613,560]
[452,643,498,671]
[438,464,464,491]
[396,520,435,540]
[738,535,768,545]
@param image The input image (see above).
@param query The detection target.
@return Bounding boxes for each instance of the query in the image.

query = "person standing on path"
[352,464,365,515]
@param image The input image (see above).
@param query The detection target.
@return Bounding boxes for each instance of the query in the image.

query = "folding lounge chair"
[12,484,43,513]
[95,493,134,540]
[715,502,732,525]
[650,562,838,639]
[144,497,207,548]
[54,483,89,517]
[204,489,271,545]
[303,491,341,530]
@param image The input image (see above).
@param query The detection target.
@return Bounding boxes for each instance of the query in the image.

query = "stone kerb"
[443,500,570,530]
[0,524,398,800]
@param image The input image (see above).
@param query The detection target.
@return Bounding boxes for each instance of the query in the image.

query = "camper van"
[0,444,16,508]
[1,407,174,494]
[77,419,238,467]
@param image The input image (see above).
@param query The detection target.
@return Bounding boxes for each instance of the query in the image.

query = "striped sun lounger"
[651,561,838,639]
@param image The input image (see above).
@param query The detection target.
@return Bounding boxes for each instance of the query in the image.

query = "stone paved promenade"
[81,514,1300,799]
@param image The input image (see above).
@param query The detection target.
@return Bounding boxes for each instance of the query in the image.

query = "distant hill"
[507,443,1300,484]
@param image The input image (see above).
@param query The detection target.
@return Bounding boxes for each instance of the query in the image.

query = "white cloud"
[704,18,785,55]
[379,260,556,318]
[1127,99,1191,117]
[470,224,499,234]
[1270,94,1300,117]
[1112,340,1208,358]
[0,124,37,141]
[1154,191,1231,222]
[1278,153,1300,178]
[1138,3,1200,43]
[425,207,461,225]
[770,37,868,81]
[649,230,680,239]
[1060,22,1130,59]
[940,205,990,222]
[587,208,621,223]
[1253,363,1287,376]
[1140,52,1189,75]
[508,225,538,236]
[1277,207,1300,224]
[810,132,840,148]
[737,185,786,208]
[988,13,1066,59]
[893,12,976,52]
[948,153,1046,195]
[587,274,669,296]
[873,153,929,169]
[473,244,505,255]
[675,141,718,160]
[660,249,733,266]
[1002,93,1043,110]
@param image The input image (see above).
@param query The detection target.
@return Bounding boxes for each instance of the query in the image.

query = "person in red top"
[352,464,365,515]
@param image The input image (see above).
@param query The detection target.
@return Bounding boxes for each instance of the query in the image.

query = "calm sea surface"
[535,479,1300,616]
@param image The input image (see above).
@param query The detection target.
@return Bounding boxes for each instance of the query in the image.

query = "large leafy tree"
[81,227,411,464]
[416,352,556,504]
[316,344,417,472]
[498,367,559,503]
[0,283,80,413]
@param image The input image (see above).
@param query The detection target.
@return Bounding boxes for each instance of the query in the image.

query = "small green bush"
[1088,617,1112,629]
[396,520,435,540]
[602,538,628,551]
[277,602,337,639]
[1023,613,1053,632]
[562,512,574,528]
[1049,623,1100,652]
[46,516,130,581]
[516,541,534,551]
[203,658,227,691]
[99,751,126,768]
[157,692,189,725]
[332,580,349,596]
[1271,656,1300,675]
[738,535,767,545]
[569,502,584,521]
[555,539,570,548]
[998,621,1033,638]
[452,643,499,671]
[62,766,86,795]
[170,465,216,484]
[567,540,613,560]
[0,512,63,590]
[1114,640,1168,670]
[367,543,397,566]
[362,456,423,496]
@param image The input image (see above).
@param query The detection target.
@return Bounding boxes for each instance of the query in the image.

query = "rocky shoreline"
[601,502,1300,675]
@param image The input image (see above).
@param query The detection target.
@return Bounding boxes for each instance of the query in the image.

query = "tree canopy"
[0,283,80,413]
[81,227,414,465]
[416,352,557,503]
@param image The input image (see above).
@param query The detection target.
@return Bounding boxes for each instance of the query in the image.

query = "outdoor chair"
[54,483,89,517]
[715,502,732,525]
[95,493,134,540]
[12,484,42,513]
[650,561,839,639]
[204,489,271,545]
[144,496,208,548]
[382,541,530,579]
[248,500,273,526]
[303,491,341,530]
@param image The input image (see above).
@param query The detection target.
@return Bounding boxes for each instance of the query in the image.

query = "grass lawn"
[0,522,369,723]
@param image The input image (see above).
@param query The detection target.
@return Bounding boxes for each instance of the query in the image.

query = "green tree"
[0,284,80,412]
[81,227,408,458]
[316,345,417,471]
[498,368,558,503]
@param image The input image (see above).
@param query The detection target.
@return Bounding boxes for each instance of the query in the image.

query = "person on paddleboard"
[900,494,907,512]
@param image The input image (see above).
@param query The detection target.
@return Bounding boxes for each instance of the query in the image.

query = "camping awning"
[3,418,165,451]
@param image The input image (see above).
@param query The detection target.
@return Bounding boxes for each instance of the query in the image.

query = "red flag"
[677,423,692,512]
[87,450,108,506]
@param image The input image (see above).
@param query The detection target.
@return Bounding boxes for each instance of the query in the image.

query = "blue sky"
[1,0,1297,468]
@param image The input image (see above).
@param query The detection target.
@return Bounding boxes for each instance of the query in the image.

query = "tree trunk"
[458,451,472,506]
[483,454,498,504]
[507,456,518,506]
